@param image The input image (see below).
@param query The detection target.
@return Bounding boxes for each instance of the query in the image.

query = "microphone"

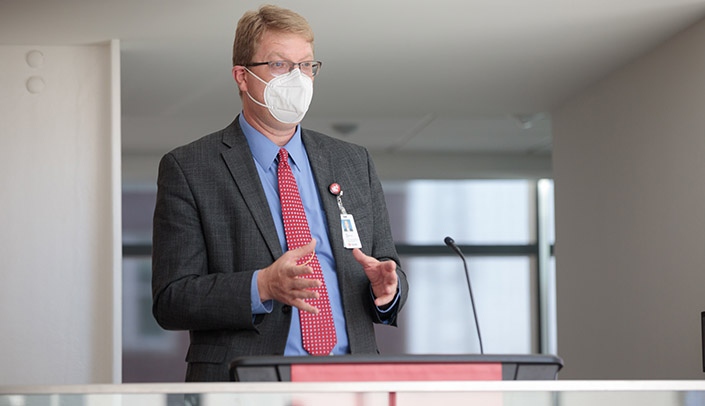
[444,236,484,354]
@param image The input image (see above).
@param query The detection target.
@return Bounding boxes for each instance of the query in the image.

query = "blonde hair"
[232,5,314,67]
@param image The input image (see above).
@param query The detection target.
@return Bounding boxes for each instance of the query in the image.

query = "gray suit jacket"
[152,118,408,381]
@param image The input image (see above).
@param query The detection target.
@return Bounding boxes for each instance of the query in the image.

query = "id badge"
[340,213,362,249]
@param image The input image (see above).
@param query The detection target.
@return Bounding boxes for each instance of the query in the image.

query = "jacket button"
[282,305,291,314]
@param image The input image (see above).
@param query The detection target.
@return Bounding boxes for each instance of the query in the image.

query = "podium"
[229,354,563,382]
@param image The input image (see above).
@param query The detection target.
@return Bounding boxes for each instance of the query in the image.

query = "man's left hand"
[352,248,398,307]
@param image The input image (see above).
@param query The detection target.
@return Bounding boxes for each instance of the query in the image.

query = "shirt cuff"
[251,270,273,314]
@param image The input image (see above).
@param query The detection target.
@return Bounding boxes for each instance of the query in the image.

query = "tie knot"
[278,148,289,166]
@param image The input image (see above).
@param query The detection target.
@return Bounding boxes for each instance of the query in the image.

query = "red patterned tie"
[277,148,337,355]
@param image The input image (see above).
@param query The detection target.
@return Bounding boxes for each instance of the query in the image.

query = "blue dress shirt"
[240,114,351,355]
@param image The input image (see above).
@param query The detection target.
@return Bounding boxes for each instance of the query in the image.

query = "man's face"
[235,30,314,132]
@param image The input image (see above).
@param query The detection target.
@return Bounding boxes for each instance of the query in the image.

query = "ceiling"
[3,0,705,159]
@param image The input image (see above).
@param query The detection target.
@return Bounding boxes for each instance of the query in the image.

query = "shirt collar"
[239,113,306,172]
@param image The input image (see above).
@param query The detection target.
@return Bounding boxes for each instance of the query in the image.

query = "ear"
[232,66,247,93]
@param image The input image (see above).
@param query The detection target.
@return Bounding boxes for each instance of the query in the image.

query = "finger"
[374,282,397,296]
[372,282,398,307]
[374,294,395,307]
[291,277,322,291]
[352,248,376,267]
[379,259,397,274]
[284,289,319,303]
[289,264,315,278]
[289,239,317,263]
[291,298,320,315]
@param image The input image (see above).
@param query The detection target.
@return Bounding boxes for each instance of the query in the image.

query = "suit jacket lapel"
[303,131,346,260]
[220,120,283,259]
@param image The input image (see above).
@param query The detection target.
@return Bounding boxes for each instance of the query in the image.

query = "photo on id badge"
[340,214,362,249]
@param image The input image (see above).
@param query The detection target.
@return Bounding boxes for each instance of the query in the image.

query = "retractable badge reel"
[329,183,362,249]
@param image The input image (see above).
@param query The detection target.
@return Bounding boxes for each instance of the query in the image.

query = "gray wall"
[553,18,705,379]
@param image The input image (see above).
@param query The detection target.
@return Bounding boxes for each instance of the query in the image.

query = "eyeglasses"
[245,60,322,77]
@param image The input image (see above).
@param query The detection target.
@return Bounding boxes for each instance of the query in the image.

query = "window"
[374,180,553,355]
[122,188,188,382]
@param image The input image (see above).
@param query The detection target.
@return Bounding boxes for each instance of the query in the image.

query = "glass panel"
[2,387,704,406]
[200,392,389,406]
[398,255,533,354]
[537,178,556,354]
[123,187,189,382]
[539,179,555,245]
[383,180,534,245]
[122,256,189,382]
[122,187,156,244]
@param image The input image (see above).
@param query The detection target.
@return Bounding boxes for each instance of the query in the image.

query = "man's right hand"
[257,239,322,314]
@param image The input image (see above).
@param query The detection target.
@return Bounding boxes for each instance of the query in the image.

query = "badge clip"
[329,183,361,249]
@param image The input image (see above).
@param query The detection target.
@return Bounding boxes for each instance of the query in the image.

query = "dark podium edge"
[229,354,564,382]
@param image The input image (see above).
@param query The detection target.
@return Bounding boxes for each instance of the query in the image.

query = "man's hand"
[352,248,398,307]
[257,239,322,314]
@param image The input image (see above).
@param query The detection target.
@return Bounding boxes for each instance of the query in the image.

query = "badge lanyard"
[329,183,362,249]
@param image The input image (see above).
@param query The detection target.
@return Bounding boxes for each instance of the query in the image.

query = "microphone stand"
[444,236,484,354]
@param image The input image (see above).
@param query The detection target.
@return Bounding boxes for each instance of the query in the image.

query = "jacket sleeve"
[365,149,409,325]
[151,152,257,332]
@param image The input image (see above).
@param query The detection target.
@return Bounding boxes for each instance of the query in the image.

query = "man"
[152,5,408,382]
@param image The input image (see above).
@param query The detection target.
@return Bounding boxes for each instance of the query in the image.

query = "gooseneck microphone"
[444,236,485,354]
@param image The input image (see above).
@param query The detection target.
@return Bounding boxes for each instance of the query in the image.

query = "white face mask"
[245,68,314,124]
